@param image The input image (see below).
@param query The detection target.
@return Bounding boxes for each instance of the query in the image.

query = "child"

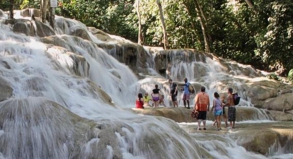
[143,92,152,107]
[136,93,144,109]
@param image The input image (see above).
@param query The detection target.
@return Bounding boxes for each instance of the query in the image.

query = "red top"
[136,100,144,109]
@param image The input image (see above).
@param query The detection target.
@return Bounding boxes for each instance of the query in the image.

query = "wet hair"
[200,86,205,92]
[214,92,219,98]
[138,93,143,98]
[228,88,233,94]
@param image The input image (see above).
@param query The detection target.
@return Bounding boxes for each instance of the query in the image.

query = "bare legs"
[183,100,190,109]
[197,120,206,130]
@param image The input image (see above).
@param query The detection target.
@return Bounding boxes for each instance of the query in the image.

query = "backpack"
[233,93,240,105]
[188,84,195,94]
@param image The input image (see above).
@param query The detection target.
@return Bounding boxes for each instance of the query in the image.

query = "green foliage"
[288,69,293,81]
[257,1,293,74]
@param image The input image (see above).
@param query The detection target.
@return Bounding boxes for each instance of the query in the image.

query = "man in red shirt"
[193,86,210,130]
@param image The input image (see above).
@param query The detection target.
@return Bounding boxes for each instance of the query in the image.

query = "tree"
[193,0,210,52]
[156,0,168,49]
[136,0,143,45]
[9,0,14,19]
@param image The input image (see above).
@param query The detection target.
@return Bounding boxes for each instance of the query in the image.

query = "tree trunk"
[49,7,55,29]
[245,0,254,9]
[9,0,14,19]
[245,0,257,13]
[156,0,168,50]
[136,0,143,45]
[194,0,210,53]
[41,0,49,23]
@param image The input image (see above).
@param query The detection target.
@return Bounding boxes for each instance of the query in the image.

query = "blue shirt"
[184,82,190,94]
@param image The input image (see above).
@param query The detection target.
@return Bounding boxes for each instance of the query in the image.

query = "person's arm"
[207,96,210,111]
[211,99,215,111]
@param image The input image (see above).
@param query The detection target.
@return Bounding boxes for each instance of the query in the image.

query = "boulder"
[263,93,293,112]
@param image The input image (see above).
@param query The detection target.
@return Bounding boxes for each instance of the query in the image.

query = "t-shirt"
[213,98,222,111]
[143,96,151,103]
[153,88,160,94]
[183,82,190,94]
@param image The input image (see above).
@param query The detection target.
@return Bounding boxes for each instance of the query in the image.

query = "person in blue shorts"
[211,92,223,131]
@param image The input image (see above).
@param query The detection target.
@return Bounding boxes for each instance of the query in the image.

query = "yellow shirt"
[143,96,151,103]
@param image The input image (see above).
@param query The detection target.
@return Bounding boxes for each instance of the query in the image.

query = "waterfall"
[0,11,292,159]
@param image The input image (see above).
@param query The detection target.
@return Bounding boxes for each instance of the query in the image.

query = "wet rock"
[263,93,293,112]
[20,8,40,17]
[35,20,55,37]
[0,9,4,18]
[70,27,91,41]
[12,19,36,36]
[130,106,275,123]
[0,76,13,102]
[88,27,113,42]
[233,122,293,155]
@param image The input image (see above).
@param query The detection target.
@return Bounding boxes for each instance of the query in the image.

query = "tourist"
[194,86,210,130]
[169,79,178,107]
[143,92,152,107]
[221,95,229,128]
[225,88,236,129]
[135,93,144,109]
[211,92,223,131]
[151,84,161,107]
[183,78,191,109]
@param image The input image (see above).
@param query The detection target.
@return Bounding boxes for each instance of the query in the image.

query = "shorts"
[152,97,160,102]
[197,111,207,120]
[171,95,177,101]
[214,110,223,116]
[182,94,190,100]
[228,106,236,121]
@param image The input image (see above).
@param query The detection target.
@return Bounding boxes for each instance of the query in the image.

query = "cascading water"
[0,10,292,159]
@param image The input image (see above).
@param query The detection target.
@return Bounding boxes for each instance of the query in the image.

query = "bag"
[188,84,195,94]
[191,110,198,118]
[233,93,240,105]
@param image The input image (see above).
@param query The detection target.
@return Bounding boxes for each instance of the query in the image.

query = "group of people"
[135,78,237,131]
[135,78,193,109]
[135,84,166,109]
[193,87,236,131]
